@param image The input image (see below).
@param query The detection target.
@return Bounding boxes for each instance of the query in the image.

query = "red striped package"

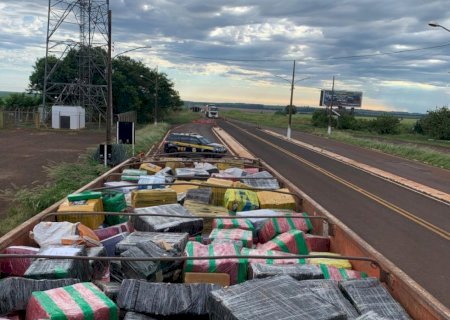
[26,282,118,320]
[256,230,309,255]
[94,222,134,241]
[184,241,247,284]
[0,246,39,276]
[319,264,368,281]
[209,228,253,248]
[258,213,313,243]
[305,234,330,252]
[241,248,305,265]
[212,218,254,232]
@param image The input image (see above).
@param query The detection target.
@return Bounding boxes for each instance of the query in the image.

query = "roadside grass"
[164,109,202,125]
[222,109,450,170]
[0,123,170,237]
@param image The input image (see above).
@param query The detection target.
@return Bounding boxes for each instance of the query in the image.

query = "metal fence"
[0,110,40,129]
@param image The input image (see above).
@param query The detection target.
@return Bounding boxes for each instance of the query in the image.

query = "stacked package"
[137,175,165,190]
[121,169,147,182]
[94,281,121,302]
[241,171,280,190]
[131,189,177,208]
[236,209,284,231]
[208,275,347,320]
[31,222,98,248]
[169,180,198,194]
[194,162,219,174]
[256,230,309,255]
[320,264,367,281]
[185,187,212,204]
[209,228,253,248]
[307,252,352,269]
[184,241,247,284]
[224,189,259,212]
[139,162,162,175]
[241,248,305,265]
[102,191,128,226]
[24,246,91,281]
[101,232,129,257]
[0,278,79,315]
[117,279,220,317]
[116,231,189,254]
[94,222,133,240]
[0,246,39,276]
[256,188,296,210]
[249,262,324,280]
[57,198,104,229]
[133,203,203,235]
[339,278,411,319]
[175,168,210,179]
[258,214,313,243]
[26,282,118,320]
[184,200,229,233]
[87,246,110,281]
[212,218,254,232]
[103,181,138,194]
[124,312,157,320]
[205,178,234,206]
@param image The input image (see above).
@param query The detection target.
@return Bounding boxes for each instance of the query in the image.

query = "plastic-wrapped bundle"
[208,275,347,320]
[204,177,235,206]
[131,189,177,208]
[320,264,367,281]
[133,203,203,235]
[117,279,220,316]
[87,246,109,281]
[305,234,331,252]
[209,228,253,248]
[139,162,162,175]
[355,311,390,320]
[243,167,259,175]
[123,169,147,176]
[211,172,240,181]
[175,168,210,178]
[30,221,78,247]
[224,189,259,212]
[339,278,411,319]
[155,167,175,183]
[102,191,128,226]
[258,213,313,243]
[236,209,285,231]
[95,222,133,240]
[211,239,244,249]
[241,248,305,264]
[249,262,324,280]
[224,167,246,177]
[212,218,254,232]
[24,246,91,281]
[256,188,296,210]
[110,261,124,282]
[26,282,118,320]
[124,312,158,320]
[256,230,309,255]
[183,200,229,233]
[186,187,212,204]
[0,246,39,276]
[104,181,138,194]
[194,162,219,174]
[184,241,247,284]
[101,232,129,256]
[93,281,121,302]
[296,279,359,319]
[241,171,280,190]
[57,198,104,229]
[115,231,189,254]
[0,278,79,315]
[120,246,162,281]
[307,252,352,269]
[137,175,166,190]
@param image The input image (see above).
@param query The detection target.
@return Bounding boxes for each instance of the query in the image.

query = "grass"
[222,109,450,170]
[164,109,202,125]
[0,123,171,237]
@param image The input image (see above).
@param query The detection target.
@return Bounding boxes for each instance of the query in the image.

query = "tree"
[3,93,41,109]
[284,105,297,115]
[369,114,400,134]
[419,107,450,140]
[311,109,336,127]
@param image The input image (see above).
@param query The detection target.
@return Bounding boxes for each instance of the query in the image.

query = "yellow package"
[205,178,234,206]
[57,198,104,229]
[307,252,352,269]
[131,188,177,208]
[224,189,259,212]
[257,188,296,210]
[139,162,162,175]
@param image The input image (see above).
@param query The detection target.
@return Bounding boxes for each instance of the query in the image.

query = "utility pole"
[328,75,335,135]
[154,66,158,125]
[287,60,295,139]
[104,9,112,166]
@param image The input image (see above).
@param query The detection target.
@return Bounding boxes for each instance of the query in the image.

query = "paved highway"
[218,119,450,307]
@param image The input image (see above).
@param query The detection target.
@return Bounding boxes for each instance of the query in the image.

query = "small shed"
[52,106,85,129]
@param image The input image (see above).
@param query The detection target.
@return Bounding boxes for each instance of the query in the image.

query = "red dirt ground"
[0,128,106,216]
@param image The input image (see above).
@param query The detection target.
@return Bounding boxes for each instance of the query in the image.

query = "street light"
[428,22,450,32]
[140,68,159,125]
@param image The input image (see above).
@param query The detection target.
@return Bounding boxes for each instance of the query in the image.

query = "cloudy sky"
[1,0,450,113]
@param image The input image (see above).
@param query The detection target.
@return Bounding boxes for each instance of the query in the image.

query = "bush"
[274,109,286,116]
[337,113,356,130]
[369,114,400,134]
[284,105,297,115]
[419,107,450,140]
[312,109,336,127]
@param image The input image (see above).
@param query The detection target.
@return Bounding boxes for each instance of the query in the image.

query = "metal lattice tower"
[43,0,109,120]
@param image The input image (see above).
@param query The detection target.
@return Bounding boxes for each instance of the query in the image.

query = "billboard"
[320,90,363,108]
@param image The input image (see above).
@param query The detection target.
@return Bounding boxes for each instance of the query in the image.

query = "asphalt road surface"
[218,119,450,308]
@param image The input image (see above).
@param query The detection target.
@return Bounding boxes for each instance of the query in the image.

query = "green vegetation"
[163,109,202,125]
[0,123,170,236]
[417,107,450,140]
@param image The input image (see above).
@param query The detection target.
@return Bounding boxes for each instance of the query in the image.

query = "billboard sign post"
[320,90,363,108]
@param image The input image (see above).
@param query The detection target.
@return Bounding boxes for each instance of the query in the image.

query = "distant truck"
[205,104,219,118]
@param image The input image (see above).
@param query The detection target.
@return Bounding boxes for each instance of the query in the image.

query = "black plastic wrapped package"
[0,277,79,315]
[115,231,189,254]
[186,188,212,204]
[124,312,158,320]
[209,275,347,320]
[133,204,203,235]
[93,281,121,302]
[117,279,220,316]
[175,168,210,179]
[241,171,280,190]
[296,279,359,319]
[339,278,411,320]
[24,246,90,281]
[110,260,124,282]
[249,263,324,280]
[356,311,390,320]
[194,162,219,174]
[87,246,109,280]
[120,246,162,281]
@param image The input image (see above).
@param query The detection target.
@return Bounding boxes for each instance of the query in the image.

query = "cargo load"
[94,222,133,241]
[115,231,189,254]
[57,198,104,229]
[101,232,129,256]
[131,189,177,208]
[137,175,165,190]
[257,213,313,243]
[139,162,162,175]
[0,246,39,277]
[256,230,309,255]
[212,217,255,232]
[307,252,352,269]
[236,209,285,231]
[256,188,296,210]
[241,247,305,265]
[209,228,253,248]
[249,262,324,280]
[241,171,280,189]
[205,177,234,206]
[224,188,259,212]
[185,187,212,204]
[320,264,368,281]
